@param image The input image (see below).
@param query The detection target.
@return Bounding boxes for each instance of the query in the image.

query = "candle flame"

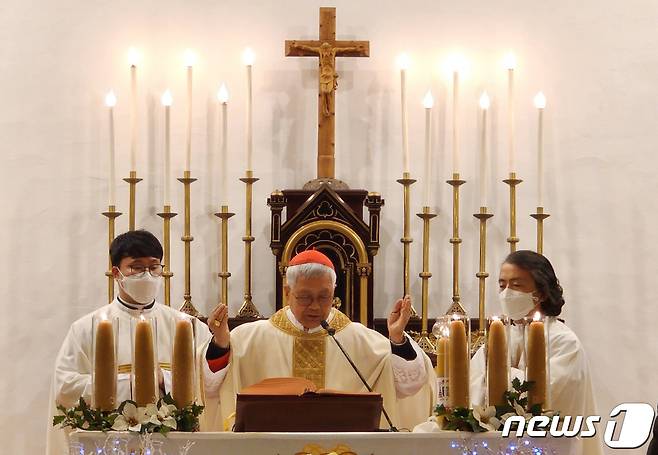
[503,52,517,70]
[479,91,491,110]
[161,90,173,107]
[396,53,411,70]
[127,47,141,67]
[217,83,229,103]
[533,311,542,322]
[242,47,255,66]
[184,49,197,67]
[451,313,461,321]
[105,91,117,107]
[100,313,108,321]
[492,315,501,322]
[447,53,467,74]
[422,90,434,109]
[534,91,547,109]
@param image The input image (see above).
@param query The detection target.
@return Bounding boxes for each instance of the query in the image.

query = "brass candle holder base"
[397,172,419,318]
[157,205,178,307]
[503,172,523,253]
[446,173,466,315]
[214,205,235,308]
[416,206,437,354]
[473,206,494,352]
[123,171,143,231]
[178,171,200,317]
[102,205,122,303]
[530,206,550,255]
[238,170,262,318]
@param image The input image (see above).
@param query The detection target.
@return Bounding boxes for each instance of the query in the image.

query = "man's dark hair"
[504,250,565,316]
[110,230,163,267]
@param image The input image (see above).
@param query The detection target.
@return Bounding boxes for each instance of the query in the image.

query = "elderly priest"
[204,250,435,430]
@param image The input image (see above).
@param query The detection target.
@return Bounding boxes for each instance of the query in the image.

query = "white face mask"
[118,271,162,305]
[498,287,537,320]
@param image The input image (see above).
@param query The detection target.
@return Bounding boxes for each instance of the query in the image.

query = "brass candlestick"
[530,206,550,255]
[503,172,522,253]
[214,205,235,308]
[238,170,261,318]
[416,206,437,353]
[396,172,419,317]
[473,206,494,338]
[102,205,122,303]
[177,171,200,317]
[157,205,177,307]
[446,173,466,315]
[123,171,142,231]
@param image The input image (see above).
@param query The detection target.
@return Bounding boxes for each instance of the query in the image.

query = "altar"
[71,430,579,454]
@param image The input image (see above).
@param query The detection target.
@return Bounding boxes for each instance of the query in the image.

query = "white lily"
[111,402,149,432]
[472,405,502,431]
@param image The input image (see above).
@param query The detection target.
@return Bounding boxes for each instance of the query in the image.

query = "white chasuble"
[46,299,218,455]
[470,319,603,455]
[213,307,435,431]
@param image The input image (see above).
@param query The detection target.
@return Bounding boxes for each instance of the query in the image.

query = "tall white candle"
[452,70,460,174]
[504,53,517,173]
[534,92,547,207]
[184,50,197,172]
[128,48,140,172]
[161,90,173,206]
[105,91,117,206]
[243,48,255,171]
[479,92,491,207]
[398,54,410,173]
[217,84,229,205]
[422,91,434,206]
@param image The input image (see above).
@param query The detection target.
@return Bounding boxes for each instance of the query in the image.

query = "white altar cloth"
[70,430,579,454]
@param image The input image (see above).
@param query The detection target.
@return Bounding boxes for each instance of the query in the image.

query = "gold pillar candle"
[171,318,195,408]
[448,316,469,408]
[526,314,547,409]
[435,337,449,377]
[133,318,157,406]
[487,318,509,406]
[92,317,117,411]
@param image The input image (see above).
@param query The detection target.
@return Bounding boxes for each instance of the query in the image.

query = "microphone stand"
[321,321,398,432]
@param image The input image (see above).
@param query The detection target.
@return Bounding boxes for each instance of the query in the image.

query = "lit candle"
[217,84,229,205]
[93,317,116,411]
[526,312,547,409]
[128,48,140,172]
[171,318,195,408]
[422,91,434,206]
[243,48,255,171]
[184,49,197,172]
[161,90,173,206]
[105,91,117,207]
[504,53,516,173]
[534,92,547,207]
[479,92,491,207]
[397,54,411,173]
[448,316,469,408]
[487,317,508,406]
[133,317,157,406]
[451,65,460,174]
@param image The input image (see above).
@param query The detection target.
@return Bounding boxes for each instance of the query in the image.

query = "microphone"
[320,320,398,432]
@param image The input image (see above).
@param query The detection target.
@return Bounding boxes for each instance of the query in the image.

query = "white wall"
[1,0,656,452]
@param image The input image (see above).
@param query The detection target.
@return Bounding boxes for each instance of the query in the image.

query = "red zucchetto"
[288,250,335,270]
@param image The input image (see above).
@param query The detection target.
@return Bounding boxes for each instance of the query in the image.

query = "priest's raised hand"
[387,295,413,344]
[208,303,230,349]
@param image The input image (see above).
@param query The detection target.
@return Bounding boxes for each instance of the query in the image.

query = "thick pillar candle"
[527,318,547,408]
[435,336,448,377]
[448,318,469,408]
[133,318,157,406]
[172,319,195,408]
[93,319,116,411]
[487,319,508,406]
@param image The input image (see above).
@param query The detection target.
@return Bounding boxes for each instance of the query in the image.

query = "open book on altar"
[234,377,383,432]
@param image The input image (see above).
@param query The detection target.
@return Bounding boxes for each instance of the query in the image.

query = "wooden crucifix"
[285,7,369,181]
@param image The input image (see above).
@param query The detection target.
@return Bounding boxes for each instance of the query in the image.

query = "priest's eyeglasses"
[292,293,333,306]
[127,264,164,277]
